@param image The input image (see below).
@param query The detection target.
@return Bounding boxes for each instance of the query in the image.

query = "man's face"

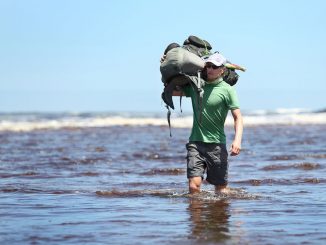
[205,62,225,82]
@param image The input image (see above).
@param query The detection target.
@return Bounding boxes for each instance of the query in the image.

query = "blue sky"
[0,0,325,112]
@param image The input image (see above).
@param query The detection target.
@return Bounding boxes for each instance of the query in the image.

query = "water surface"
[1,115,326,244]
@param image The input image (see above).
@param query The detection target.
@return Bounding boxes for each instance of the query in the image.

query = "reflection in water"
[187,197,231,243]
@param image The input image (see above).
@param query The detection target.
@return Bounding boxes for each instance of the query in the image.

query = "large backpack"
[160,47,205,85]
[160,36,211,136]
[160,36,240,108]
[160,35,213,110]
[159,35,242,136]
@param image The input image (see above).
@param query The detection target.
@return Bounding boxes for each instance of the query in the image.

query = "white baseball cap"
[205,53,227,66]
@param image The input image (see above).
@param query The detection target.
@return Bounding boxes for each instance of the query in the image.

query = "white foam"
[0,112,325,132]
[242,113,326,126]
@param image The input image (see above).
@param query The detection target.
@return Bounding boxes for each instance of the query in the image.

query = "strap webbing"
[166,105,172,137]
[197,71,203,124]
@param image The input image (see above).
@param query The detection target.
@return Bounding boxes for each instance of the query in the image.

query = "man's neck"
[206,77,223,85]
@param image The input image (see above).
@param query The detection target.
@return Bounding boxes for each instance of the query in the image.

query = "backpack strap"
[166,105,172,137]
[163,73,205,137]
[186,72,204,125]
[197,71,204,124]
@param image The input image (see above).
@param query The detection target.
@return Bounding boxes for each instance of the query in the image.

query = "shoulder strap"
[166,105,172,137]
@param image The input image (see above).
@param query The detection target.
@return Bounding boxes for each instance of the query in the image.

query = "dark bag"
[202,67,239,86]
[223,68,239,86]
[183,35,212,57]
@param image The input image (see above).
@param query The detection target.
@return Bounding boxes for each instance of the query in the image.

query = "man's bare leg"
[188,177,202,194]
[215,184,228,194]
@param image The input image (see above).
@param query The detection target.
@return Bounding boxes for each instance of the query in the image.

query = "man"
[176,52,243,194]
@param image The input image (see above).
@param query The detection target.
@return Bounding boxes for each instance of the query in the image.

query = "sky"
[0,0,325,113]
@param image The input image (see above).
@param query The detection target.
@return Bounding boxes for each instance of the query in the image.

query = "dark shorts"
[186,141,228,186]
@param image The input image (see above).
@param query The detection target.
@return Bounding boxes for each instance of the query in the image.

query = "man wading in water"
[174,53,243,194]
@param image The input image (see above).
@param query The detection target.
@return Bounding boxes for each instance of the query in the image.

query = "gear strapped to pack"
[183,35,212,58]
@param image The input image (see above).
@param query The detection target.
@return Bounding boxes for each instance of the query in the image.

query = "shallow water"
[1,123,326,244]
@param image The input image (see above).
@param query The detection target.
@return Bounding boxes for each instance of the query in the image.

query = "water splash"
[95,187,261,201]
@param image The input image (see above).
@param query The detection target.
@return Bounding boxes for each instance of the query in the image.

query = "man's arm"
[230,108,243,156]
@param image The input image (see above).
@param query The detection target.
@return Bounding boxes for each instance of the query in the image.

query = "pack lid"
[183,35,212,50]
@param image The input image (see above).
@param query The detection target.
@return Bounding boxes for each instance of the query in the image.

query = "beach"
[1,111,326,244]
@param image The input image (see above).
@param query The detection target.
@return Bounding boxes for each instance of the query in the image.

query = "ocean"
[1,110,326,244]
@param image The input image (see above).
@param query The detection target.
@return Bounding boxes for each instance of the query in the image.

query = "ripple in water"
[140,168,185,176]
[234,177,325,186]
[262,162,322,171]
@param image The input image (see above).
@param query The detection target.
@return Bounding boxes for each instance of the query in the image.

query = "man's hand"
[230,109,243,156]
[230,140,241,156]
[160,55,166,63]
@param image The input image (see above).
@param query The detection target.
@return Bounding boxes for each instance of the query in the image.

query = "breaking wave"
[0,109,325,132]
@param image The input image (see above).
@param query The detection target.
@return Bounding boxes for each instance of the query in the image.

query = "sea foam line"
[0,113,325,132]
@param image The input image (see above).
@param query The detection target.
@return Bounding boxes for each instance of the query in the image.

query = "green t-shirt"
[184,79,240,144]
